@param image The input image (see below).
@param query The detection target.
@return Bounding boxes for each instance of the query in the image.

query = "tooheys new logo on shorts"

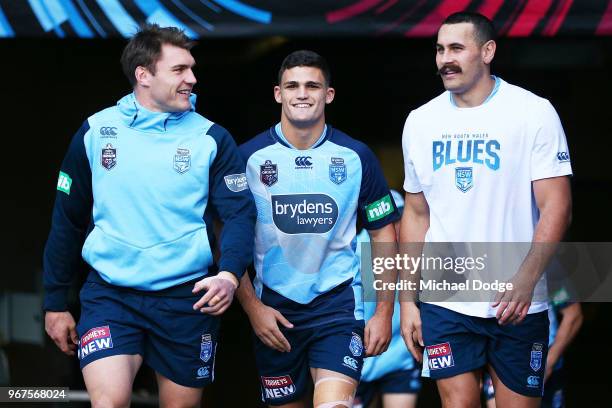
[426,342,454,370]
[365,194,394,222]
[271,194,338,234]
[261,375,296,399]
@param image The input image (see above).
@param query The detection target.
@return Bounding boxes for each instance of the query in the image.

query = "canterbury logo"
[100,127,117,136]
[294,156,313,167]
[556,151,570,162]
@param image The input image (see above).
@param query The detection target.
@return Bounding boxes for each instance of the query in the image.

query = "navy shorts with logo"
[76,277,219,388]
[255,319,365,406]
[356,367,422,407]
[484,369,565,408]
[421,303,549,397]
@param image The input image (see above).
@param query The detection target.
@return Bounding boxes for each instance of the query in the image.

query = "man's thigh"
[487,311,549,399]
[76,282,145,368]
[420,303,487,380]
[82,354,142,407]
[144,294,221,389]
[308,319,365,382]
[254,328,311,406]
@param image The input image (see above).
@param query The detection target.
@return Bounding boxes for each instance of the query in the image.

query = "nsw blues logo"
[349,333,363,357]
[329,157,346,184]
[260,160,278,187]
[174,148,191,174]
[200,334,213,363]
[101,144,117,170]
[530,343,543,371]
[455,167,473,193]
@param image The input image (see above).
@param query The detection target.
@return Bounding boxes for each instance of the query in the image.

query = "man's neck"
[280,117,326,150]
[134,88,163,112]
[451,73,495,108]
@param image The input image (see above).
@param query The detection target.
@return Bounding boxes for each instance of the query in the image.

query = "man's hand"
[192,271,238,316]
[248,303,293,352]
[45,311,78,356]
[364,309,392,356]
[492,271,537,325]
[400,302,423,363]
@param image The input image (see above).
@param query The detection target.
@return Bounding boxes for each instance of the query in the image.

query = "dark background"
[0,35,611,406]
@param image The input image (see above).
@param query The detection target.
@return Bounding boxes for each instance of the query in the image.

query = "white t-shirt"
[402,77,572,318]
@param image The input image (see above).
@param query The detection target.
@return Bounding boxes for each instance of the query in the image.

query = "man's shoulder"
[409,91,450,120]
[499,79,552,110]
[87,105,119,127]
[239,128,276,160]
[327,127,373,158]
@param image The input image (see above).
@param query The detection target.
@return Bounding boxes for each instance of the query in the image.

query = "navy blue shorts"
[255,319,365,406]
[483,368,564,407]
[421,303,549,397]
[76,280,219,388]
[356,368,422,407]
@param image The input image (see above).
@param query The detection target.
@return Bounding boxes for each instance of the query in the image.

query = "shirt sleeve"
[43,121,93,311]
[357,144,400,230]
[208,125,256,279]
[530,99,573,181]
[402,112,423,193]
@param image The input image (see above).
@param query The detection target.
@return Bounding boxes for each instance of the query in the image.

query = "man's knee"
[90,393,131,408]
[436,373,481,408]
[313,376,356,408]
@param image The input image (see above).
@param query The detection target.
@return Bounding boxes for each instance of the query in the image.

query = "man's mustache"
[437,64,462,76]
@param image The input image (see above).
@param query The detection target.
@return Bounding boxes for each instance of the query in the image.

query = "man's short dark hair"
[442,12,496,45]
[121,24,196,87]
[278,50,331,86]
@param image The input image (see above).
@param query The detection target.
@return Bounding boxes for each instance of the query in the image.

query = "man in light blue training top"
[237,50,399,408]
[354,190,421,408]
[43,24,256,408]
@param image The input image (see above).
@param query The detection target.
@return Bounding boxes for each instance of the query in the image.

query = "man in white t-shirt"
[399,12,572,408]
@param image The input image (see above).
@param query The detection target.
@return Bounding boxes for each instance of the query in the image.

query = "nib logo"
[366,194,394,222]
[56,171,72,195]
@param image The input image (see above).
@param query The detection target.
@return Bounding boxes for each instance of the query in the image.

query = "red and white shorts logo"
[78,326,114,360]
[426,342,455,370]
[261,375,296,399]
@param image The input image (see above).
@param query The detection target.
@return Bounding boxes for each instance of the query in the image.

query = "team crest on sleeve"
[174,148,191,174]
[425,342,455,370]
[349,332,363,357]
[200,334,213,363]
[530,343,543,371]
[101,144,117,170]
[329,157,347,184]
[260,160,278,186]
[77,326,113,359]
[455,167,473,192]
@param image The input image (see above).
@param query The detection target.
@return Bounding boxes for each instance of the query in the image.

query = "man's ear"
[482,40,496,65]
[135,66,151,87]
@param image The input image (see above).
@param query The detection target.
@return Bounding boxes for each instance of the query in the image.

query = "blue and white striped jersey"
[240,124,399,327]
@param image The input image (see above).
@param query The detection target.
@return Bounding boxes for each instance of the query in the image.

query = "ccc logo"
[100,127,117,136]
[295,156,312,167]
[556,152,570,162]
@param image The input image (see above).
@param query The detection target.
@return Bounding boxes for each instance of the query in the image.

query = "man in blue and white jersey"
[237,50,399,408]
[399,12,572,408]
[355,190,421,408]
[43,24,255,407]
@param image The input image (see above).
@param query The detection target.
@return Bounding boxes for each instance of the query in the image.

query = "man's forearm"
[236,273,263,314]
[370,224,398,314]
[399,210,429,303]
